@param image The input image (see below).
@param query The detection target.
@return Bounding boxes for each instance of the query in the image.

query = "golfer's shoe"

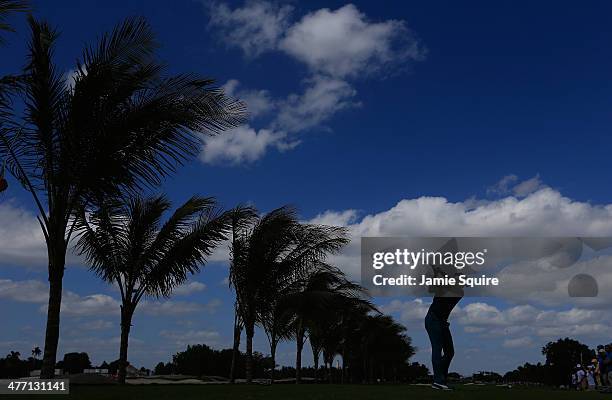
[431,383,452,391]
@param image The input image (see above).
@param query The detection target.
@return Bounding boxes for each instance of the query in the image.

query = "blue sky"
[1,0,612,375]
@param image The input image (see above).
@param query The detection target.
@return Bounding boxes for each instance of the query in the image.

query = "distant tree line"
[503,338,595,386]
[153,343,429,383]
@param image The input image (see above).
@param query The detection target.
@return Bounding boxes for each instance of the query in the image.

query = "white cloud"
[279,4,425,78]
[274,75,358,132]
[204,2,425,165]
[512,174,544,197]
[0,278,120,316]
[0,279,48,303]
[80,319,114,331]
[140,298,222,316]
[173,281,207,296]
[208,0,293,57]
[222,79,275,119]
[308,209,358,226]
[309,184,612,314]
[208,2,425,78]
[204,76,356,164]
[59,293,120,317]
[0,202,48,267]
[1,279,220,318]
[488,174,544,197]
[380,298,430,322]
[383,298,612,346]
[487,174,518,196]
[313,187,612,280]
[200,125,296,165]
[159,329,221,346]
[503,337,534,348]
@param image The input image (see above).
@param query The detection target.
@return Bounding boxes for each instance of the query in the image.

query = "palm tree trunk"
[229,308,241,383]
[118,305,133,384]
[295,321,304,384]
[40,249,65,379]
[270,341,277,383]
[245,325,254,383]
[341,342,347,384]
[312,349,319,382]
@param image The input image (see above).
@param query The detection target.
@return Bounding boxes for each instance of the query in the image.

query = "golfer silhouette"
[424,238,464,391]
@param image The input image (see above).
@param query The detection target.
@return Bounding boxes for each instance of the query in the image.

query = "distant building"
[83,368,109,375]
[126,364,147,377]
[30,369,62,377]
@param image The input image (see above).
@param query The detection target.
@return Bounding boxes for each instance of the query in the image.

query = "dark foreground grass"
[9,384,611,400]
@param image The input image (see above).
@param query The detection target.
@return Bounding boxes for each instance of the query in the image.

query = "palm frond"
[0,1,28,42]
[141,198,229,298]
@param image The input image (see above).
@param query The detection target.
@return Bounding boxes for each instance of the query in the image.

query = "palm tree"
[279,263,368,383]
[0,1,28,193]
[74,195,230,384]
[226,205,258,383]
[230,207,296,383]
[31,346,41,359]
[310,298,376,383]
[231,206,349,382]
[0,1,28,42]
[0,17,245,377]
[351,314,414,383]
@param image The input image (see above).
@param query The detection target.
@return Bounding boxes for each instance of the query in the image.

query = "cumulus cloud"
[59,293,119,317]
[80,319,114,331]
[200,125,297,165]
[503,337,534,348]
[209,1,425,78]
[274,75,358,132]
[201,76,356,164]
[308,209,359,226]
[0,202,48,267]
[488,174,545,197]
[279,4,425,78]
[512,174,545,197]
[0,285,118,317]
[1,279,220,318]
[223,79,275,119]
[0,201,85,268]
[207,1,293,57]
[140,298,222,316]
[0,279,49,303]
[309,185,612,308]
[173,281,207,296]
[382,298,612,346]
[204,2,425,165]
[159,329,221,346]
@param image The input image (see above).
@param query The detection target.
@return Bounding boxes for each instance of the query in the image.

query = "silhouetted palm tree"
[0,17,245,377]
[230,207,295,383]
[31,346,41,359]
[279,263,368,383]
[231,206,349,382]
[353,314,414,383]
[75,195,230,384]
[311,298,376,383]
[0,1,28,193]
[0,1,28,42]
[226,205,258,383]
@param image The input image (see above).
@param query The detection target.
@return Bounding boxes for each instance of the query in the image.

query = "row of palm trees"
[0,9,245,379]
[0,6,415,384]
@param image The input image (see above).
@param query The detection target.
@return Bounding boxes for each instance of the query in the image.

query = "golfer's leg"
[441,322,455,380]
[425,312,445,384]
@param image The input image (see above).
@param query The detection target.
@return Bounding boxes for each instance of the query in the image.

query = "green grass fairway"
[9,384,611,400]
